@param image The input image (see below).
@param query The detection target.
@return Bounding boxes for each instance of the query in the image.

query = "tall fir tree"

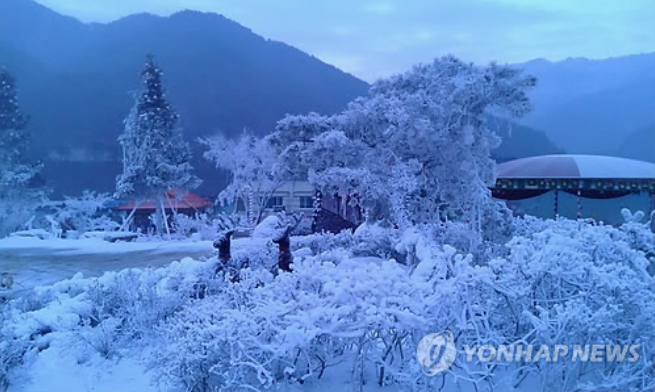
[0,68,28,131]
[116,54,200,234]
[1,68,29,175]
[0,68,40,189]
[0,68,44,236]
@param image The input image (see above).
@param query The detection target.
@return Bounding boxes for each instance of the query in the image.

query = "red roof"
[115,190,213,211]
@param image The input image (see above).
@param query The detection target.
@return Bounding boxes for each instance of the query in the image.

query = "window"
[299,196,314,209]
[266,196,284,210]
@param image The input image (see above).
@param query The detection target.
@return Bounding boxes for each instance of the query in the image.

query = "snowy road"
[0,238,216,293]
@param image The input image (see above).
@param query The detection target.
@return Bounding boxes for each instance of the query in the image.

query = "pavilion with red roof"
[115,190,213,228]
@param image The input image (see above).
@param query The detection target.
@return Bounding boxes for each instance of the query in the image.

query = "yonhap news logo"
[416,331,641,377]
[416,331,457,376]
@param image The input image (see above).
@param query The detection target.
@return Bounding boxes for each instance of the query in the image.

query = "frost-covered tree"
[200,131,282,226]
[0,68,37,188]
[272,56,535,236]
[0,68,28,135]
[116,55,200,235]
[0,68,43,237]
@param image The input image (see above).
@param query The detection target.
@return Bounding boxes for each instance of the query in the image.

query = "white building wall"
[260,181,316,215]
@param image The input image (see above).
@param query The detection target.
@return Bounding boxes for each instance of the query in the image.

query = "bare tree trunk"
[255,191,269,227]
[120,201,140,232]
[165,191,180,238]
[156,195,171,238]
[161,201,171,238]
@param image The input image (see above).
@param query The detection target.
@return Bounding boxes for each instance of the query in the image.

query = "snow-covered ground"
[0,237,225,392]
[1,216,653,392]
[0,237,215,293]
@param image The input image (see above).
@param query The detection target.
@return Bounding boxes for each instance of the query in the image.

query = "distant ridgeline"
[488,117,564,163]
[520,55,655,160]
[0,0,368,196]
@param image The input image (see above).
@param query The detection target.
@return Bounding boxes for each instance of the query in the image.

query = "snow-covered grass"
[1,214,653,392]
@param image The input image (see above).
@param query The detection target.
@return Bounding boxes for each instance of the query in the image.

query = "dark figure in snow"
[213,230,235,266]
[213,229,245,282]
[273,225,294,273]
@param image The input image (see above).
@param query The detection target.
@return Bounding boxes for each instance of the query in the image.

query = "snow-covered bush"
[169,212,243,240]
[145,215,655,391]
[292,222,401,261]
[290,230,357,255]
[150,245,497,392]
[0,258,221,389]
[619,209,655,263]
[0,307,33,391]
[170,213,201,239]
[51,191,119,234]
[0,194,45,238]
[488,217,655,391]
[251,213,305,240]
[351,221,401,259]
[252,215,283,239]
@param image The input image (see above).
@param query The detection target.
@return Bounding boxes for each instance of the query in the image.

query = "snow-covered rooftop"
[115,190,212,211]
[497,155,655,179]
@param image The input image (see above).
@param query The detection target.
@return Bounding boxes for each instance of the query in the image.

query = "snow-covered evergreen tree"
[0,68,38,189]
[0,69,28,129]
[0,68,43,237]
[116,55,200,234]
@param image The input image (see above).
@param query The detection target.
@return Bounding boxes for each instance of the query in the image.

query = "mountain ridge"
[1,0,650,195]
[520,52,655,155]
[0,0,371,194]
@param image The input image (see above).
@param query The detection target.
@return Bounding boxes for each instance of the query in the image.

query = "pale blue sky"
[36,0,655,81]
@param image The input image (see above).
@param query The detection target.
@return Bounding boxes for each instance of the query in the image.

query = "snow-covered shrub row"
[170,212,245,241]
[2,215,654,391]
[0,191,120,239]
[2,259,211,344]
[150,217,655,391]
[488,216,655,391]
[150,245,491,391]
[290,230,357,254]
[291,222,402,260]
